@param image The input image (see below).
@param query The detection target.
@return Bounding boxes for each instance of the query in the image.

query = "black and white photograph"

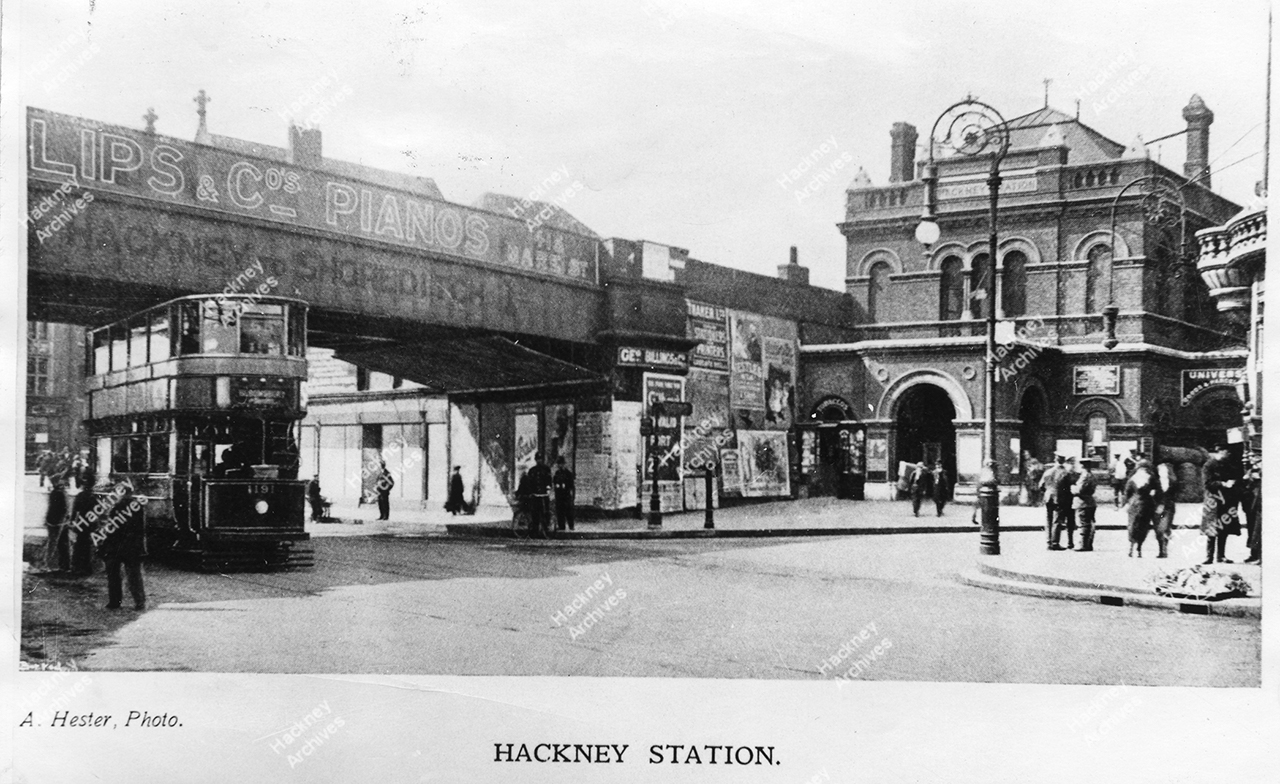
[4,1,1277,781]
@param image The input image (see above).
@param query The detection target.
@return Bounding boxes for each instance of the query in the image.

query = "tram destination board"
[230,377,293,410]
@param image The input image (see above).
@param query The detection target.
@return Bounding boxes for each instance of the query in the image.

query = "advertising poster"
[513,409,539,482]
[737,429,791,497]
[867,437,889,473]
[728,310,765,412]
[641,374,685,486]
[685,368,730,431]
[719,446,743,496]
[543,403,575,469]
[687,299,730,372]
[763,336,797,428]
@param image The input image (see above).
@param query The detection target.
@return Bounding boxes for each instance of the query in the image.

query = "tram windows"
[178,301,201,355]
[128,318,149,367]
[110,323,128,372]
[149,311,171,363]
[240,314,284,355]
[111,438,130,473]
[287,305,306,356]
[149,433,171,473]
[200,301,238,353]
[96,437,111,478]
[191,443,212,476]
[93,330,111,374]
[128,436,149,473]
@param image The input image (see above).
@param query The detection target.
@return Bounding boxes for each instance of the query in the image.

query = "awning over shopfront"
[333,335,608,401]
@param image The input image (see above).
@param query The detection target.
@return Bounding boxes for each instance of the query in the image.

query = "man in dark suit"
[931,462,951,517]
[375,461,395,521]
[1050,456,1079,550]
[553,456,576,531]
[96,477,147,611]
[526,453,553,538]
[1039,455,1065,550]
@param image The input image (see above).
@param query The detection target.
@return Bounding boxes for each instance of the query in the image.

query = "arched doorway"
[1018,387,1049,467]
[895,384,957,484]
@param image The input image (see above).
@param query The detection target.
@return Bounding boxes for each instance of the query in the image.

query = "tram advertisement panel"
[28,107,598,284]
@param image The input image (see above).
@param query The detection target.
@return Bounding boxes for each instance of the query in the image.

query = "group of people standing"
[906,461,951,517]
[1028,446,1261,564]
[1036,455,1101,552]
[36,469,147,612]
[514,453,576,538]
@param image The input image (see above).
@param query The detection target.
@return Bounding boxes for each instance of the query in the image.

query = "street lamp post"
[917,98,1010,556]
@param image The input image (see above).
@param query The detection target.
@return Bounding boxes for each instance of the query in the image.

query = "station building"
[799,97,1251,501]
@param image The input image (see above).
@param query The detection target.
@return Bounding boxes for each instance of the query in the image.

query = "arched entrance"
[895,384,957,484]
[1018,387,1050,467]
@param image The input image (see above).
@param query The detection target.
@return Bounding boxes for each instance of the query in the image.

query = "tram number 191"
[246,484,276,495]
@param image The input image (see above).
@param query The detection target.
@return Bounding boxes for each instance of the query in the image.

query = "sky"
[17,0,1271,291]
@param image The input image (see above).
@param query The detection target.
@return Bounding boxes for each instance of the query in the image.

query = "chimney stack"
[889,122,919,183]
[1182,94,1214,188]
[778,245,810,286]
[288,124,324,168]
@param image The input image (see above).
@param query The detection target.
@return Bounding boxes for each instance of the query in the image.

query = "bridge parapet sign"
[27,107,598,285]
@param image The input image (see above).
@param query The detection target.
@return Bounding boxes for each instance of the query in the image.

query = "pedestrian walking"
[931,462,950,517]
[1124,459,1160,557]
[446,466,466,515]
[68,470,98,575]
[1154,462,1179,559]
[1039,455,1064,549]
[375,460,394,521]
[553,456,576,531]
[1072,461,1098,551]
[41,478,71,573]
[1200,445,1240,564]
[98,478,146,611]
[909,461,933,517]
[526,453,553,537]
[1050,456,1079,550]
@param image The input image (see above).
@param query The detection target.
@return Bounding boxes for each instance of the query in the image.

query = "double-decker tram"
[84,295,312,570]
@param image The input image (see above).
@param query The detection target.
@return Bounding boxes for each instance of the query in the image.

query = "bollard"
[704,469,715,529]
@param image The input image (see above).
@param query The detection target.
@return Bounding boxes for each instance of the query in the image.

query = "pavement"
[22,486,1259,619]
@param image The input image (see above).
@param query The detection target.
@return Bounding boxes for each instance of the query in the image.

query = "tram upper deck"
[85,295,308,422]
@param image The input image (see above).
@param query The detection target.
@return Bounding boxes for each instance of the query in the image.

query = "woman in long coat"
[1201,446,1241,564]
[445,466,466,515]
[1153,462,1179,559]
[1123,460,1160,557]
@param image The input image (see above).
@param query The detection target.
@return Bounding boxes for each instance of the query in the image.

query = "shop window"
[28,321,49,341]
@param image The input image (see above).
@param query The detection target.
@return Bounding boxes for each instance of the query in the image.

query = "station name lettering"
[492,743,778,765]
